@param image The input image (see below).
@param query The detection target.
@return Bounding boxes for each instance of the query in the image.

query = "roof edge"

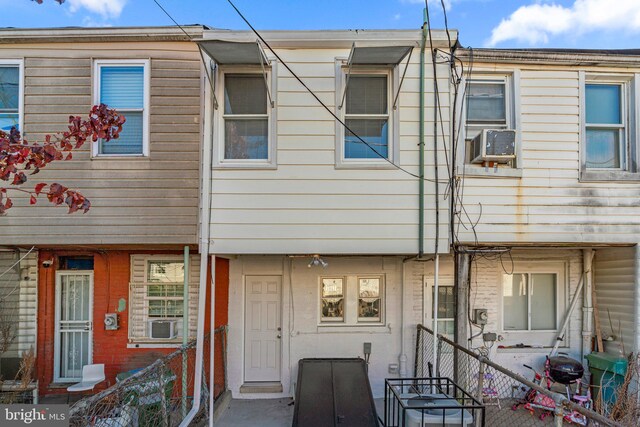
[457,47,640,67]
[0,26,206,43]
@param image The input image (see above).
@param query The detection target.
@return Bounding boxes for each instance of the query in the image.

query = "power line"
[225,0,437,182]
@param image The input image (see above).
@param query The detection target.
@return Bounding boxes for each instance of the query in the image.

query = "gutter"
[179,53,214,427]
[456,48,640,67]
[418,14,427,258]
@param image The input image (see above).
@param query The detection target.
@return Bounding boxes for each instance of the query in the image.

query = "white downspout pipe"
[399,261,408,377]
[582,249,594,361]
[433,254,440,376]
[180,58,214,427]
[209,255,216,427]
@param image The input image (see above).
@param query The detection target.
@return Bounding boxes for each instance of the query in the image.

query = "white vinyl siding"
[211,46,450,254]
[456,66,640,246]
[128,254,200,344]
[593,247,638,354]
[0,250,37,358]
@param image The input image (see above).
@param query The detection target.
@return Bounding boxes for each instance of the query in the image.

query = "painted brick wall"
[36,251,230,396]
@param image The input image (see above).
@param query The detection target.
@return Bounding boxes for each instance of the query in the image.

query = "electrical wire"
[225,0,439,182]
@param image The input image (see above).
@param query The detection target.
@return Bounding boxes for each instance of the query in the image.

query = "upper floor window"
[93,60,149,157]
[464,74,518,169]
[0,61,22,133]
[223,74,269,160]
[344,74,390,160]
[581,73,639,181]
[585,83,625,169]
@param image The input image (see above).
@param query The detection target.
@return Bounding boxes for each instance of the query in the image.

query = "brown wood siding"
[0,42,202,245]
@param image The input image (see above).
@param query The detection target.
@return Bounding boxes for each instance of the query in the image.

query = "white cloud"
[67,0,127,19]
[487,0,640,46]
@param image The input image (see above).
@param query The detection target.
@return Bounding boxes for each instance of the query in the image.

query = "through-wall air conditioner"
[148,319,178,339]
[471,129,516,164]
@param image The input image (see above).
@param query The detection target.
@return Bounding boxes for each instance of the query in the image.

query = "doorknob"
[84,321,92,331]
[277,335,281,339]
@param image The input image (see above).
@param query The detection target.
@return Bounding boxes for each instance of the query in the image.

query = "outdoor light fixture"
[308,255,328,268]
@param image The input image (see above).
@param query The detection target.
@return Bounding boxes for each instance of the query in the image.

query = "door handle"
[84,321,92,331]
[277,335,281,339]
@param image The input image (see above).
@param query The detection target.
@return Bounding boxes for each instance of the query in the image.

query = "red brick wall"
[36,250,229,396]
[204,256,230,398]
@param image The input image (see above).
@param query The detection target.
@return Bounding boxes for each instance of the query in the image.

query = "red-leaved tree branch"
[0,104,125,214]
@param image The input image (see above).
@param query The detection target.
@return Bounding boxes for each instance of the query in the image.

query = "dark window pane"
[346,75,387,115]
[0,66,19,111]
[345,118,388,159]
[224,119,268,159]
[225,74,267,115]
[467,82,506,122]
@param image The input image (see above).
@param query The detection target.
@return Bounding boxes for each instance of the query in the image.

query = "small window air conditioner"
[148,319,178,339]
[471,129,516,164]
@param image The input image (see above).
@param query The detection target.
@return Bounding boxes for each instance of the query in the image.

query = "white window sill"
[213,162,277,170]
[580,170,640,182]
[335,161,397,170]
[92,155,149,160]
[462,165,522,178]
[127,341,183,349]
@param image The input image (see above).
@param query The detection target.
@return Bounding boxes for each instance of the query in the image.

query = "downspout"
[180,58,214,427]
[582,249,594,361]
[418,9,427,258]
[181,245,190,417]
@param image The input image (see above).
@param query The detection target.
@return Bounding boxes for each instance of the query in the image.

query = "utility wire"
[225,0,436,182]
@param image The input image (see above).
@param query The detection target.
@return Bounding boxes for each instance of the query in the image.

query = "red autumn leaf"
[34,183,47,195]
[30,195,37,205]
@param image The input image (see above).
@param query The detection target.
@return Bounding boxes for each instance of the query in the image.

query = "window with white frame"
[0,61,22,133]
[320,275,384,325]
[336,65,398,167]
[433,285,455,337]
[585,83,626,169]
[344,74,390,160]
[581,74,640,180]
[464,74,518,168]
[503,272,557,331]
[94,60,149,156]
[219,71,273,164]
[129,255,197,344]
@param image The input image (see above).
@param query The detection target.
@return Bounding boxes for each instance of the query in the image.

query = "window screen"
[98,65,145,155]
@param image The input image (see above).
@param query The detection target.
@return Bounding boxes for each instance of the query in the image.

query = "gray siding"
[594,246,638,354]
[0,41,202,245]
[0,250,37,358]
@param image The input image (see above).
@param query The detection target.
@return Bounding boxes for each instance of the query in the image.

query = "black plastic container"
[548,355,584,384]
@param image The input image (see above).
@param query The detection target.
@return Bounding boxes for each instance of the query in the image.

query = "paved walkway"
[216,398,294,427]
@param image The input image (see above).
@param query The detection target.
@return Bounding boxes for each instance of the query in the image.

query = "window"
[94,60,149,156]
[433,285,455,337]
[581,74,640,181]
[345,75,389,160]
[461,72,521,175]
[319,275,384,325]
[358,278,381,322]
[321,278,344,322]
[502,273,557,331]
[216,68,275,168]
[585,83,625,169]
[335,64,398,168]
[129,255,197,345]
[0,61,22,133]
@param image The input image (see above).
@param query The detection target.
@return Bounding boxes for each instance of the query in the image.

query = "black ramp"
[292,358,378,427]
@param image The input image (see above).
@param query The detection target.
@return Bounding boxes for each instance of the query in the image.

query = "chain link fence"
[68,327,226,427]
[415,325,621,427]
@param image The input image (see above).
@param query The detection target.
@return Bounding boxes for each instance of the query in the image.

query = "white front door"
[244,275,281,382]
[54,271,93,382]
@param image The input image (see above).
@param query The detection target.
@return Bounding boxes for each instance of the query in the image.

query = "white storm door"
[54,271,93,382]
[244,275,281,382]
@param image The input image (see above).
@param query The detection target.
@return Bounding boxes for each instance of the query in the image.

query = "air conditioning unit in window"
[471,129,516,164]
[148,319,178,339]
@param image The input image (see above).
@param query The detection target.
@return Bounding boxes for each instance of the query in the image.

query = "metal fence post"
[476,360,485,404]
[554,401,564,427]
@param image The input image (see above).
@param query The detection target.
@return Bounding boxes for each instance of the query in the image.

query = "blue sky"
[2,0,640,49]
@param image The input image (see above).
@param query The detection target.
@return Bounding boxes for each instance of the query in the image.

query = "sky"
[2,0,640,49]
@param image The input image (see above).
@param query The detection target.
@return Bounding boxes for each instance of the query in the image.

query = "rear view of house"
[0,26,228,400]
